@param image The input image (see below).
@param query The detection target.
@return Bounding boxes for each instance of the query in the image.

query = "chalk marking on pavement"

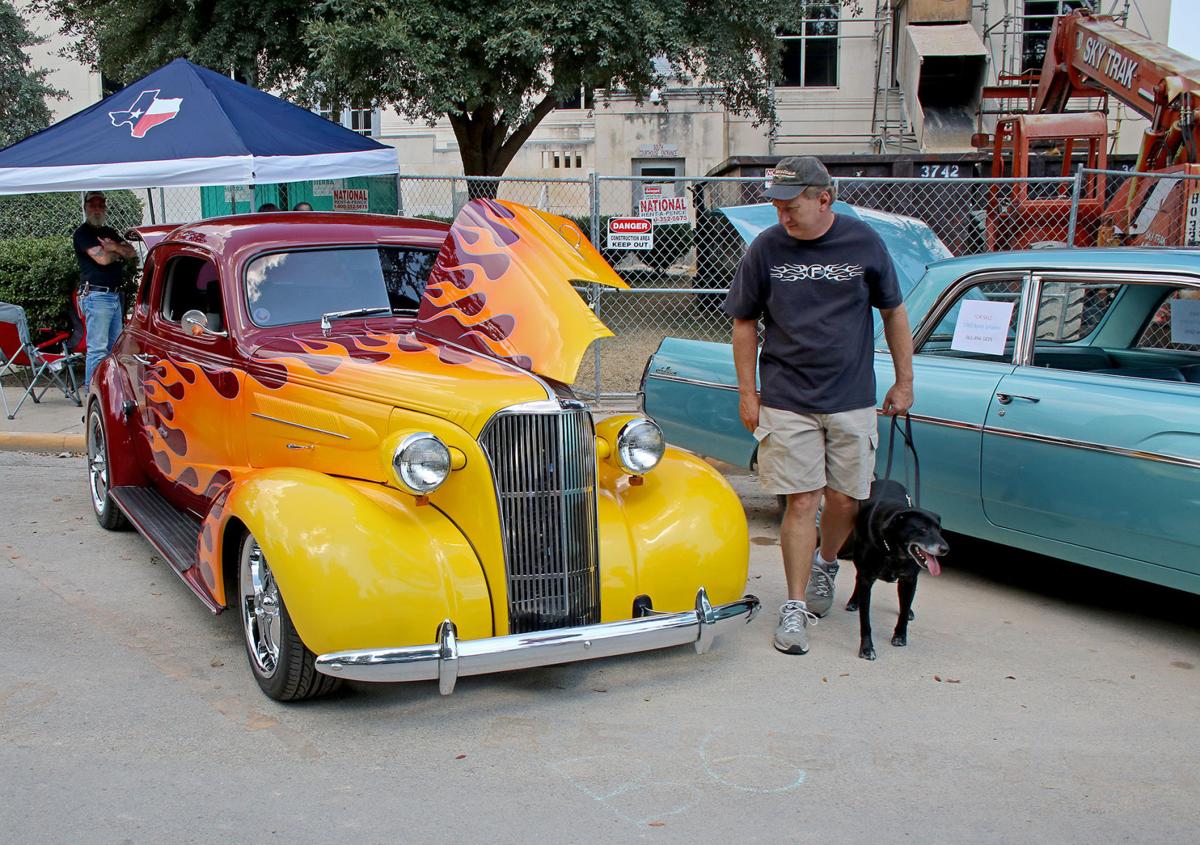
[547,754,700,826]
[698,728,808,793]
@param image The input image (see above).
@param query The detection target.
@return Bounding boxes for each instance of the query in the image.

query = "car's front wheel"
[238,530,339,701]
[86,403,129,531]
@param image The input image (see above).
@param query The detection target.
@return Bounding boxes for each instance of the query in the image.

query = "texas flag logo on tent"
[108,89,183,138]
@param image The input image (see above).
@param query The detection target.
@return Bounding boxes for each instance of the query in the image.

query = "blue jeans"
[82,290,123,387]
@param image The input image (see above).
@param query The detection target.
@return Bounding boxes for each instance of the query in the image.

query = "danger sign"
[638,195,688,225]
[606,217,654,250]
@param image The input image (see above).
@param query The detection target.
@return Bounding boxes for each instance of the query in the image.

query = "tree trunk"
[447,92,562,199]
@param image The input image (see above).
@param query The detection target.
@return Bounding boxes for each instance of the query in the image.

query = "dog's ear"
[879,509,915,538]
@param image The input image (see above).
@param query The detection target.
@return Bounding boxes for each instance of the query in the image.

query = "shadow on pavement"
[943,531,1200,628]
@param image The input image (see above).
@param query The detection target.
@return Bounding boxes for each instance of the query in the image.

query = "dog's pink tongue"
[926,555,942,576]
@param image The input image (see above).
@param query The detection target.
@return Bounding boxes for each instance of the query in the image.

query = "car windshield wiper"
[320,306,393,335]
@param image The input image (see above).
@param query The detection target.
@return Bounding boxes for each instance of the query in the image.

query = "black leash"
[882,413,920,508]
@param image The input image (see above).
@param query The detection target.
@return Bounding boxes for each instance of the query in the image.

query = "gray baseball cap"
[763,156,832,200]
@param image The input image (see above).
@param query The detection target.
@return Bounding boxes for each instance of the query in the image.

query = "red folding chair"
[0,301,83,419]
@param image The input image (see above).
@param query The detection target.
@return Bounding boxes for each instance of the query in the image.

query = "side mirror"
[181,309,218,337]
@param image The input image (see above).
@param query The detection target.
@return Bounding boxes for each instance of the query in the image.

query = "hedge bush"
[0,237,138,333]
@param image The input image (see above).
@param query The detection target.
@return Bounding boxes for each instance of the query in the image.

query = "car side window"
[135,255,155,310]
[1137,289,1200,353]
[159,255,225,333]
[1034,281,1121,343]
[918,278,1023,362]
[380,248,437,314]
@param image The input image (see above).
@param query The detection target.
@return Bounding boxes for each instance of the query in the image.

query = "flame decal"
[140,354,244,496]
[197,482,233,602]
[200,366,240,400]
[417,199,628,384]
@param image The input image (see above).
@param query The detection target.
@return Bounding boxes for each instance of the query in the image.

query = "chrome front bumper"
[314,588,760,694]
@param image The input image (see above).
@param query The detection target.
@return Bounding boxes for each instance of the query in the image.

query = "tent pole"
[146,188,156,224]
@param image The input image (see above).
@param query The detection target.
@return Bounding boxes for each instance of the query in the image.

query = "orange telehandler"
[984,9,1200,249]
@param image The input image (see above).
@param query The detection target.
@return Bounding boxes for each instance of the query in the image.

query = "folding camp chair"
[0,301,83,419]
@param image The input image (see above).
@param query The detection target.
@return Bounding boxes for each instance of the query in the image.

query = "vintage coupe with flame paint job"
[88,200,757,701]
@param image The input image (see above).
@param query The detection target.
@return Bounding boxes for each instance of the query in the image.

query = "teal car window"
[1138,289,1200,353]
[1035,281,1122,343]
[920,278,1023,361]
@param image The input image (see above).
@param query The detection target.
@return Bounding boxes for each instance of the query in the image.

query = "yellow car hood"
[250,328,549,436]
[417,199,628,384]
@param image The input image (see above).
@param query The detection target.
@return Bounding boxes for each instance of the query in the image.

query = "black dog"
[840,478,948,660]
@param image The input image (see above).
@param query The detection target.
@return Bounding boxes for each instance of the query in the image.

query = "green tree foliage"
[0,1,64,147]
[33,0,853,177]
[31,0,317,88]
[308,0,832,176]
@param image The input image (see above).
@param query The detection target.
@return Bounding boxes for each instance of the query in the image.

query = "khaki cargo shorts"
[754,404,878,500]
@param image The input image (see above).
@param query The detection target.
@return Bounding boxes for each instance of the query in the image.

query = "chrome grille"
[479,407,600,634]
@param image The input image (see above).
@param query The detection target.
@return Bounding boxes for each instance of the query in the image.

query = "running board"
[109,486,221,613]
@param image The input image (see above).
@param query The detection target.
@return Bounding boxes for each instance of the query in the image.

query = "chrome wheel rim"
[241,537,281,677]
[87,409,108,514]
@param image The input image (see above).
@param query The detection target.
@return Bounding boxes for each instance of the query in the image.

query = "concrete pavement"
[2,450,1198,843]
[0,382,86,452]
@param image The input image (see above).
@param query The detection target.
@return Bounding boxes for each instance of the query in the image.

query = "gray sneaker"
[774,600,818,655]
[806,556,840,617]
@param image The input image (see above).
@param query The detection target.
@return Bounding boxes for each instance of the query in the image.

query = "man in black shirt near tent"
[73,191,135,386]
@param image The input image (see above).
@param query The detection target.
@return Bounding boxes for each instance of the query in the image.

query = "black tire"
[237,530,340,702]
[86,403,130,531]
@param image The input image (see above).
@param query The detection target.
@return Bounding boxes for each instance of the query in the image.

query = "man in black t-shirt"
[73,191,136,386]
[724,156,914,656]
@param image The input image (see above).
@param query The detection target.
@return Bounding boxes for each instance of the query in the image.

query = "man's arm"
[98,237,136,260]
[732,318,760,432]
[879,304,913,416]
[85,244,117,265]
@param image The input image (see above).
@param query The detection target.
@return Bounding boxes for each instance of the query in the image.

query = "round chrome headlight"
[392,432,451,495]
[615,418,665,476]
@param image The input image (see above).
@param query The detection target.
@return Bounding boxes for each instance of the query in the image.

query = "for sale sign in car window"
[951,300,1015,357]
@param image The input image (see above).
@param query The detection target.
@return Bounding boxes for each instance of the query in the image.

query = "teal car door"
[981,274,1200,589]
[879,271,1028,531]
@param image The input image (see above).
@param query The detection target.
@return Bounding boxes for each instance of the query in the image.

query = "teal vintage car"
[643,243,1200,595]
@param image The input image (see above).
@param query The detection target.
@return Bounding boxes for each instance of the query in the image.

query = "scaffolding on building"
[868,0,1138,153]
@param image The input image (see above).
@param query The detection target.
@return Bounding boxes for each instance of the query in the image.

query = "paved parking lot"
[2,450,1198,843]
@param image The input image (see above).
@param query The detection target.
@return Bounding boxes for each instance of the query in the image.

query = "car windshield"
[244,246,438,327]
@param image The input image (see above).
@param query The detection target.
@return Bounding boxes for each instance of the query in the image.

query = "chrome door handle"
[996,393,1040,405]
[132,353,155,366]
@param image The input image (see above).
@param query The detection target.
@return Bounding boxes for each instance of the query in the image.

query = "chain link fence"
[1069,168,1200,250]
[3,169,1198,400]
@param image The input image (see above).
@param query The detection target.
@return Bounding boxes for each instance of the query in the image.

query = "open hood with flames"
[417,199,629,385]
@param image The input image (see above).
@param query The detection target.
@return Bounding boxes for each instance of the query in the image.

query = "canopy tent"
[0,59,398,195]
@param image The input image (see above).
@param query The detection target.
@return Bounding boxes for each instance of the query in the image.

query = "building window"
[542,149,585,169]
[1022,0,1094,71]
[778,3,840,88]
[318,105,380,137]
[559,85,595,110]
